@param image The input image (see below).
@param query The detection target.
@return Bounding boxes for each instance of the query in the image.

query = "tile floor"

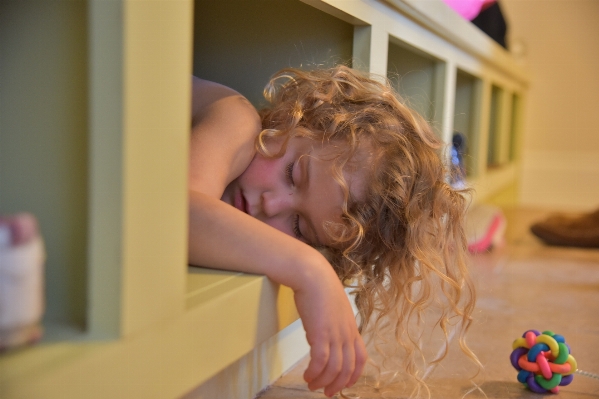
[256,207,599,398]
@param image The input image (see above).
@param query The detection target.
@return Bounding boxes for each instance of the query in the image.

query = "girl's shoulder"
[191,76,260,151]
[189,77,261,197]
[191,77,259,127]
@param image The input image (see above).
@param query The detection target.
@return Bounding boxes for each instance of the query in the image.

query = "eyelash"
[285,161,295,186]
[293,215,303,239]
[286,161,302,239]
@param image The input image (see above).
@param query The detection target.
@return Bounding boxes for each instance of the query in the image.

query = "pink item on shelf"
[0,213,45,352]
[465,204,506,254]
[442,0,496,21]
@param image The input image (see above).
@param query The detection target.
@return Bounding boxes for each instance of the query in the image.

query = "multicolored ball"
[510,330,577,393]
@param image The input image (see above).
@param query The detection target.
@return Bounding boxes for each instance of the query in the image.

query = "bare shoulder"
[192,77,260,136]
[190,77,261,197]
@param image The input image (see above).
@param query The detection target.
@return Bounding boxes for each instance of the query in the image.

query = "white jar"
[0,216,45,351]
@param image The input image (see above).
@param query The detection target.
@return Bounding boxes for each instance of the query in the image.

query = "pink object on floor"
[465,204,506,254]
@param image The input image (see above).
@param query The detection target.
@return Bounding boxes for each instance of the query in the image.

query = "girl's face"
[222,137,363,247]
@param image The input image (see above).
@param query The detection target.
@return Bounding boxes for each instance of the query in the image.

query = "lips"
[234,189,249,214]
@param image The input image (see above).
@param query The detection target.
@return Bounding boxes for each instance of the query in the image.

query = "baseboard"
[520,150,599,210]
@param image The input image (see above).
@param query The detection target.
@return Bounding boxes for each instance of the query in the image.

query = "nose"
[261,190,294,218]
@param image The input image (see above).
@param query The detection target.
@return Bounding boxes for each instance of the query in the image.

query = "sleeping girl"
[188,65,476,397]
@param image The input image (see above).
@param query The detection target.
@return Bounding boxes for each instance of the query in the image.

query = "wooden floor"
[256,207,599,398]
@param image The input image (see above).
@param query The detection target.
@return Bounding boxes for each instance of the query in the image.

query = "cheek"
[263,218,293,237]
[238,155,279,189]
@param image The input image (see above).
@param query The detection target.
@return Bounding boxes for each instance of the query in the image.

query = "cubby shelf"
[0,0,528,398]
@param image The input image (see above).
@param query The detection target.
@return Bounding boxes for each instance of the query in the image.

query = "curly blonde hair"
[257,65,478,390]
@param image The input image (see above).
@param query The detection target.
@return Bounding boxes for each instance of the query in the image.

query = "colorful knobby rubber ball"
[510,330,577,393]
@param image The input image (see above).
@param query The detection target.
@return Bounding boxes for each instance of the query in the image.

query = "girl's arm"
[189,78,366,396]
[189,192,365,395]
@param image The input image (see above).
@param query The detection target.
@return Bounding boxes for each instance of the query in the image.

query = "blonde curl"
[258,65,479,392]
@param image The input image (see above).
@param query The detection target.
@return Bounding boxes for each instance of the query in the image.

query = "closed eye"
[285,161,295,186]
[292,214,303,239]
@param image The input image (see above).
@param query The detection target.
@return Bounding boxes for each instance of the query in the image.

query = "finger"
[324,343,355,397]
[308,344,342,392]
[304,343,329,384]
[346,337,367,387]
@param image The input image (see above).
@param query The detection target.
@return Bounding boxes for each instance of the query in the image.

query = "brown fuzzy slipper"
[530,208,599,248]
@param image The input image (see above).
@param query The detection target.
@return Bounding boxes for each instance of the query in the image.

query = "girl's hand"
[293,264,367,397]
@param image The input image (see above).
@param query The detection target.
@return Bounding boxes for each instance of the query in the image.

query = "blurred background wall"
[501,0,599,210]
